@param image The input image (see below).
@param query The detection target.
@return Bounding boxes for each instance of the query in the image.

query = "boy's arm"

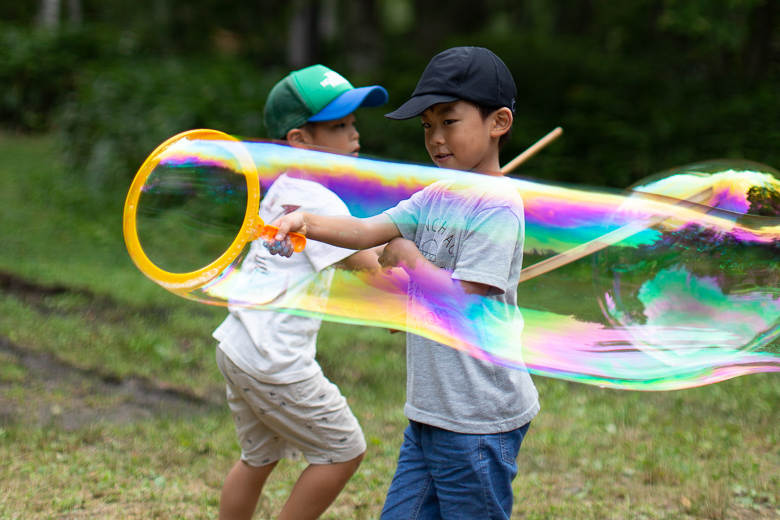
[337,246,383,271]
[269,212,401,256]
[379,237,490,297]
[341,245,411,301]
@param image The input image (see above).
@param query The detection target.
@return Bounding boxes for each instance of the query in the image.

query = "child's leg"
[275,372,367,519]
[278,452,364,520]
[219,459,277,520]
[217,349,366,519]
[381,421,442,520]
[216,349,292,519]
[426,422,531,520]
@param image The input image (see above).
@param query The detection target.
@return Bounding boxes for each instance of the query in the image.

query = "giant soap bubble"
[123,130,780,390]
[591,161,780,375]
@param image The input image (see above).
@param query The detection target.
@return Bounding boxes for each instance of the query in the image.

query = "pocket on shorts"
[287,373,365,461]
[215,348,235,386]
[500,431,520,465]
[500,423,530,464]
[290,372,346,411]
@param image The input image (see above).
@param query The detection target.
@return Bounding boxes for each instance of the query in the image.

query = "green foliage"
[3,2,780,189]
[658,0,762,52]
[55,58,280,192]
[450,28,780,187]
[0,24,110,131]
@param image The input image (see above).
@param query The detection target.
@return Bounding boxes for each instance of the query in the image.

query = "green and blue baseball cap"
[264,64,389,139]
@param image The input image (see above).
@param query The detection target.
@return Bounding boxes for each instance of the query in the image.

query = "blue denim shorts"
[381,420,530,520]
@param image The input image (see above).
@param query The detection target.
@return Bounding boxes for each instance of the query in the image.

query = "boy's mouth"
[350,146,361,156]
[433,152,452,164]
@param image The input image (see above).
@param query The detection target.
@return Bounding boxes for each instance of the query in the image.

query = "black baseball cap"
[385,46,516,120]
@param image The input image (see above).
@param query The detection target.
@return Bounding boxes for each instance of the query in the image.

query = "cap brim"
[308,86,389,122]
[384,94,460,120]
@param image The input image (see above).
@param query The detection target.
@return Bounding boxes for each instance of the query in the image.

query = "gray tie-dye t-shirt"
[384,176,539,434]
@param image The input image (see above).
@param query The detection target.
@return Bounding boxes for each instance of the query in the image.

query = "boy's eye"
[443,119,456,125]
[421,122,431,129]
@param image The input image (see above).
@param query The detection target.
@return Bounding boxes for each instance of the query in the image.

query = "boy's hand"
[378,237,420,271]
[263,235,296,257]
[265,213,307,257]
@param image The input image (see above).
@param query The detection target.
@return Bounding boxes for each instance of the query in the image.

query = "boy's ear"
[286,128,308,147]
[287,125,318,147]
[491,107,513,137]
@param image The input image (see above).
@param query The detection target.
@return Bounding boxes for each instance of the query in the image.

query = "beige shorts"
[216,348,366,466]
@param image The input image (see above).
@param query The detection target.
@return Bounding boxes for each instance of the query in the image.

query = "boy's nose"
[429,130,444,146]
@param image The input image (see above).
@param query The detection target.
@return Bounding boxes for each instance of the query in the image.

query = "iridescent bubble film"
[136,154,248,274]
[124,132,780,390]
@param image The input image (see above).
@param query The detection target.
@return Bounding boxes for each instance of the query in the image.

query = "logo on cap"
[320,72,348,89]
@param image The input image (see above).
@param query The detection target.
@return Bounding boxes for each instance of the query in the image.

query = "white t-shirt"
[213,173,354,384]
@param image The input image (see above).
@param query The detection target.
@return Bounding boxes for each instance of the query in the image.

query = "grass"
[0,133,778,519]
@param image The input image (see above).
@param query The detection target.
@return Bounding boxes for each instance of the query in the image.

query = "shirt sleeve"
[304,192,358,272]
[452,206,522,294]
[383,189,425,241]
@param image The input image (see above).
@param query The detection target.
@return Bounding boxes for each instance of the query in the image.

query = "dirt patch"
[0,270,171,325]
[0,270,224,430]
[0,335,220,431]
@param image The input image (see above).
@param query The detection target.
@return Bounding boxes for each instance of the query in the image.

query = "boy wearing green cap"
[213,65,388,520]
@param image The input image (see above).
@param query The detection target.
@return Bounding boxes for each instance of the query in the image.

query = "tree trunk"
[345,0,380,73]
[67,0,82,26]
[744,0,778,80]
[37,0,61,30]
[287,0,320,69]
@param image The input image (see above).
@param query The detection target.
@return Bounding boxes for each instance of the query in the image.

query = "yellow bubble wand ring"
[122,128,305,296]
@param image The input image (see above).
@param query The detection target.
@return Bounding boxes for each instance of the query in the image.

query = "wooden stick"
[501,127,563,173]
[518,188,714,283]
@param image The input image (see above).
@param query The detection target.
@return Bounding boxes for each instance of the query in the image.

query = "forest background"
[1,1,779,519]
[3,0,780,189]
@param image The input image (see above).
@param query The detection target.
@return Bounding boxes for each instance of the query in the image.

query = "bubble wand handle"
[255,224,306,252]
[518,187,713,282]
[501,127,563,173]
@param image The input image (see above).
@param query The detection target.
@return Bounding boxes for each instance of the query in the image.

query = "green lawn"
[0,133,778,519]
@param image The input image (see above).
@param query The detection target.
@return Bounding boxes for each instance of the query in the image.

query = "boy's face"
[300,113,361,155]
[420,101,499,173]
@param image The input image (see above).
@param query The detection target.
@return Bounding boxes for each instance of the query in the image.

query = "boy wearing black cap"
[213,65,388,520]
[267,47,539,519]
